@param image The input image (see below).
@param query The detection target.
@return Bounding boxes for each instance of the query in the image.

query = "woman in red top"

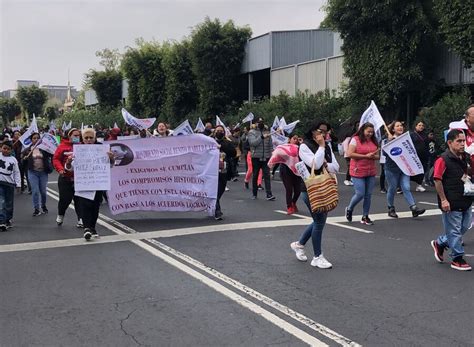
[344,122,379,225]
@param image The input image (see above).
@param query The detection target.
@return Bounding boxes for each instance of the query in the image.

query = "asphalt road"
[1,166,473,346]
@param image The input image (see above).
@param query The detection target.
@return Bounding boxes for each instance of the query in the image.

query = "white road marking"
[42,188,357,346]
[418,201,438,206]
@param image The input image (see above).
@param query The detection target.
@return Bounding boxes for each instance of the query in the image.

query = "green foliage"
[95,48,122,71]
[235,91,361,137]
[44,106,58,121]
[420,88,472,140]
[434,0,473,68]
[162,40,198,124]
[86,69,123,109]
[324,0,437,109]
[121,40,166,118]
[190,17,251,116]
[16,85,48,120]
[55,108,124,129]
[0,97,21,125]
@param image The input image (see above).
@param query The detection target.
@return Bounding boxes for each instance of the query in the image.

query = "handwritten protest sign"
[73,144,111,192]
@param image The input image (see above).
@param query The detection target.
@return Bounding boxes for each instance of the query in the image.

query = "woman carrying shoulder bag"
[290,121,339,269]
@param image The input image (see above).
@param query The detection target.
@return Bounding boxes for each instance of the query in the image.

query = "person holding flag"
[383,121,425,218]
[21,132,53,216]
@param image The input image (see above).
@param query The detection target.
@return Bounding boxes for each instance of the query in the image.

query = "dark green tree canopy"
[16,85,48,120]
[121,40,166,118]
[190,18,251,116]
[0,97,21,125]
[86,69,123,109]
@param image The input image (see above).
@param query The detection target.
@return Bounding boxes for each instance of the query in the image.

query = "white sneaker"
[56,215,64,225]
[76,219,84,228]
[290,242,307,262]
[311,254,333,269]
[416,185,426,192]
[343,180,351,186]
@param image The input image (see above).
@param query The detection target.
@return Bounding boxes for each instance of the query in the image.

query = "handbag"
[304,161,339,213]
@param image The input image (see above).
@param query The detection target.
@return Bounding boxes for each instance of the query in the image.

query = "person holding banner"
[430,129,472,271]
[345,123,379,225]
[384,121,425,218]
[153,122,170,137]
[290,121,339,269]
[22,133,53,216]
[213,125,236,220]
[53,128,83,227]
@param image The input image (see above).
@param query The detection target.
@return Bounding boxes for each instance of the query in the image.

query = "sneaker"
[232,177,238,182]
[83,229,92,241]
[91,229,99,238]
[380,189,387,194]
[244,182,249,189]
[416,185,426,192]
[388,207,398,218]
[290,242,307,262]
[410,205,426,218]
[361,216,374,225]
[430,240,445,263]
[225,186,230,191]
[258,185,264,191]
[266,195,276,201]
[348,180,354,186]
[6,220,12,229]
[33,209,42,217]
[0,224,7,232]
[451,256,472,271]
[215,210,223,221]
[56,215,64,225]
[345,207,353,222]
[396,188,403,194]
[287,206,295,215]
[251,195,257,200]
[310,254,332,269]
[76,219,84,228]
[42,206,48,214]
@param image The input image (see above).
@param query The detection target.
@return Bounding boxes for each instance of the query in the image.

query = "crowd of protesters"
[1,104,473,271]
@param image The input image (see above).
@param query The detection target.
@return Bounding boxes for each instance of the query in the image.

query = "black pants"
[280,165,301,208]
[345,158,351,181]
[78,192,102,230]
[380,164,386,190]
[251,158,271,197]
[57,176,82,220]
[216,173,227,214]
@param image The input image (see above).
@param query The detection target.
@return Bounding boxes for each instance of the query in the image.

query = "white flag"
[195,118,205,132]
[279,117,287,129]
[36,133,59,154]
[67,120,72,130]
[81,122,84,131]
[121,108,156,130]
[49,121,56,131]
[448,118,468,130]
[382,132,424,176]
[282,120,300,134]
[62,121,67,131]
[19,115,39,147]
[113,122,119,129]
[216,115,225,127]
[172,120,194,136]
[272,116,280,131]
[359,100,385,131]
[242,112,254,123]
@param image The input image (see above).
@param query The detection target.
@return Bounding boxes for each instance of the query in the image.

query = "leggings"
[57,176,82,220]
[280,165,301,208]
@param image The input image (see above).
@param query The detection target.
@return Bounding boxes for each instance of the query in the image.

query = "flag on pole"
[242,112,254,124]
[19,115,39,147]
[216,115,225,127]
[172,119,194,136]
[279,117,287,129]
[113,122,119,129]
[359,100,385,131]
[282,120,300,134]
[121,108,156,130]
[382,132,424,176]
[49,121,56,131]
[195,118,205,132]
[271,116,280,131]
[67,120,72,130]
[62,121,67,131]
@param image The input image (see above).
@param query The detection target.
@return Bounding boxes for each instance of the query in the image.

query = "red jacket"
[53,139,74,179]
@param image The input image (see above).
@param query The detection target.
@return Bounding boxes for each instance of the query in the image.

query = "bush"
[55,108,124,129]
[420,88,472,141]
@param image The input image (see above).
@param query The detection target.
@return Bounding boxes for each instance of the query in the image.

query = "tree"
[0,97,21,125]
[189,17,251,116]
[162,40,198,124]
[434,0,473,68]
[86,69,123,109]
[121,39,166,118]
[96,48,122,71]
[323,1,437,111]
[16,85,48,120]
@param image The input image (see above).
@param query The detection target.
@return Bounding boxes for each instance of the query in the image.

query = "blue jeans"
[437,210,472,259]
[385,167,415,207]
[28,170,48,210]
[348,176,375,216]
[298,192,328,257]
[0,183,14,224]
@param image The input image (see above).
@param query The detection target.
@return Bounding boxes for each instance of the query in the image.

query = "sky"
[0,0,327,91]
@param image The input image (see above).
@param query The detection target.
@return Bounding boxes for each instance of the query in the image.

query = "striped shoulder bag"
[305,161,339,213]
